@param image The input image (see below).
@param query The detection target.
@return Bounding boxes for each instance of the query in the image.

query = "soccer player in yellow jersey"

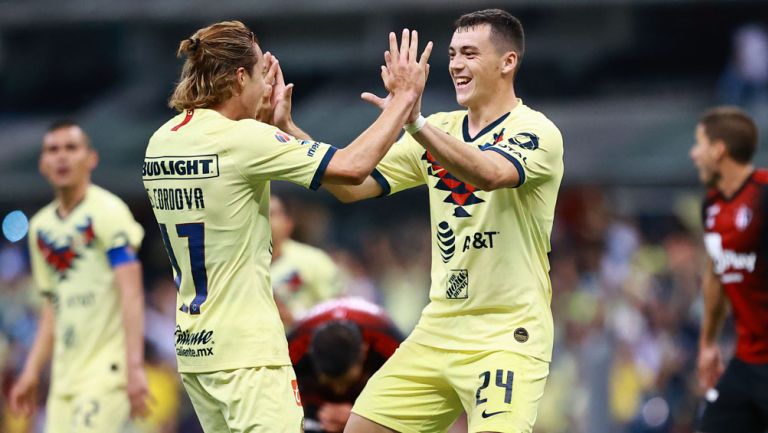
[143,21,431,432]
[9,121,149,432]
[326,9,564,433]
[270,195,342,329]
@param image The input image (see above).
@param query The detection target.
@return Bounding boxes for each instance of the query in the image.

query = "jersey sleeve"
[371,131,425,196]
[229,122,337,191]
[28,220,54,295]
[479,122,563,187]
[94,198,144,268]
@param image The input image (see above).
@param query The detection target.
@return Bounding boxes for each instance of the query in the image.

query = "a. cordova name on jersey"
[143,155,219,180]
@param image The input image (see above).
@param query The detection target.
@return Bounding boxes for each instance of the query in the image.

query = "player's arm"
[114,260,150,418]
[697,257,728,390]
[409,124,519,191]
[323,31,431,185]
[323,177,384,203]
[10,298,54,416]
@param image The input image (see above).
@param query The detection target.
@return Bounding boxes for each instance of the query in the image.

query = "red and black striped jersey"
[287,298,403,421]
[702,169,768,364]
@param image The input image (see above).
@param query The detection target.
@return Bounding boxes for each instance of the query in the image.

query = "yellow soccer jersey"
[271,239,342,321]
[373,100,563,362]
[143,109,336,373]
[28,184,144,396]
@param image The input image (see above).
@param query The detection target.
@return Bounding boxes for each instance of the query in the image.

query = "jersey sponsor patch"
[275,131,292,143]
[447,269,469,299]
[143,155,219,181]
[437,221,456,263]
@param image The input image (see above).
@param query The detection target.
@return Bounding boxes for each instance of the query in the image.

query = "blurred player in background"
[689,106,768,433]
[320,9,563,433]
[143,21,431,432]
[10,121,149,432]
[270,195,342,329]
[288,298,403,433]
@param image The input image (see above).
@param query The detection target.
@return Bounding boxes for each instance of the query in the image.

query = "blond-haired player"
[143,21,431,432]
[10,121,149,432]
[323,9,563,433]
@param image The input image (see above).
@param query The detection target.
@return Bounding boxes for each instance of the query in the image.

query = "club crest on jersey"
[37,231,80,279]
[706,204,720,230]
[423,151,484,218]
[274,131,292,143]
[508,132,539,150]
[436,221,456,263]
[36,217,97,279]
[735,205,753,231]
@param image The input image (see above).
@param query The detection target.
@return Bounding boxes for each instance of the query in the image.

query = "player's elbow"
[325,157,369,186]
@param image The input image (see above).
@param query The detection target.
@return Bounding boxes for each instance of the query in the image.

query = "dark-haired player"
[325,9,564,433]
[690,106,768,433]
[10,121,149,432]
[288,298,403,432]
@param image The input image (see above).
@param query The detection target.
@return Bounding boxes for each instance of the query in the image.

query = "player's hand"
[9,372,39,417]
[697,343,724,391]
[270,55,297,130]
[318,402,353,433]
[254,52,278,123]
[126,366,151,418]
[361,30,432,109]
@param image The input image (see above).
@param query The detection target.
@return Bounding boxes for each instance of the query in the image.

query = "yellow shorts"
[46,388,129,433]
[351,339,549,433]
[181,366,304,433]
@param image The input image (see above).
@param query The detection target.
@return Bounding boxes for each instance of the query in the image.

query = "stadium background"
[1,0,767,432]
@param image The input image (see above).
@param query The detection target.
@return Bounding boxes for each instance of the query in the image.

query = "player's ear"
[88,148,99,171]
[500,50,518,76]
[712,139,728,161]
[235,67,247,93]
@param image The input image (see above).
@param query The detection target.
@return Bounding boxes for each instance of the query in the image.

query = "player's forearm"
[22,301,55,378]
[700,267,727,347]
[323,176,383,203]
[324,94,416,185]
[115,262,145,369]
[279,120,312,141]
[411,124,515,191]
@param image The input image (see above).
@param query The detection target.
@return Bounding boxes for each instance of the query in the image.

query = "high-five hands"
[361,29,432,121]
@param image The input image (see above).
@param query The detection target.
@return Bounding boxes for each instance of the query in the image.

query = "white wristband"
[404,114,427,134]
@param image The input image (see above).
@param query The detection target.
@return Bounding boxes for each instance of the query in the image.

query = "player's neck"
[717,162,754,198]
[466,89,518,135]
[214,97,249,122]
[55,181,90,218]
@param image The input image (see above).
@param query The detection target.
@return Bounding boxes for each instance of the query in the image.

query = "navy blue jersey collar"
[462,112,510,142]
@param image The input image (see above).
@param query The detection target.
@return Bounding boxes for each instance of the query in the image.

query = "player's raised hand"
[254,52,278,123]
[361,29,432,111]
[697,343,724,392]
[9,373,39,417]
[270,55,297,129]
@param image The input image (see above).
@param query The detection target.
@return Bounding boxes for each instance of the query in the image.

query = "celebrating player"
[288,298,403,432]
[689,106,768,433]
[143,21,430,432]
[318,9,564,433]
[10,121,149,432]
[271,194,342,329]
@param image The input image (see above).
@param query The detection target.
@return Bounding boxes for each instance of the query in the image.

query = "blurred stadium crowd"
[1,1,767,432]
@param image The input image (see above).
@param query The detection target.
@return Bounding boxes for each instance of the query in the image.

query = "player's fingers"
[285,83,294,99]
[419,41,434,68]
[384,51,392,70]
[360,92,386,109]
[275,60,286,87]
[388,32,398,62]
[409,30,418,62]
[265,58,278,85]
[399,28,410,62]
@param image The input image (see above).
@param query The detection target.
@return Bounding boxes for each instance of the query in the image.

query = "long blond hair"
[169,21,259,111]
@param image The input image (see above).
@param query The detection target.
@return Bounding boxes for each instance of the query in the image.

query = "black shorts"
[698,358,768,433]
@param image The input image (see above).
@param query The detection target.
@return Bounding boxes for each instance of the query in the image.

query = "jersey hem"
[480,147,526,187]
[176,357,291,374]
[350,409,421,433]
[371,168,392,197]
[309,146,337,190]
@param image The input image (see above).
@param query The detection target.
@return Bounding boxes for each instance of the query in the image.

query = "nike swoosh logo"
[481,409,508,418]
